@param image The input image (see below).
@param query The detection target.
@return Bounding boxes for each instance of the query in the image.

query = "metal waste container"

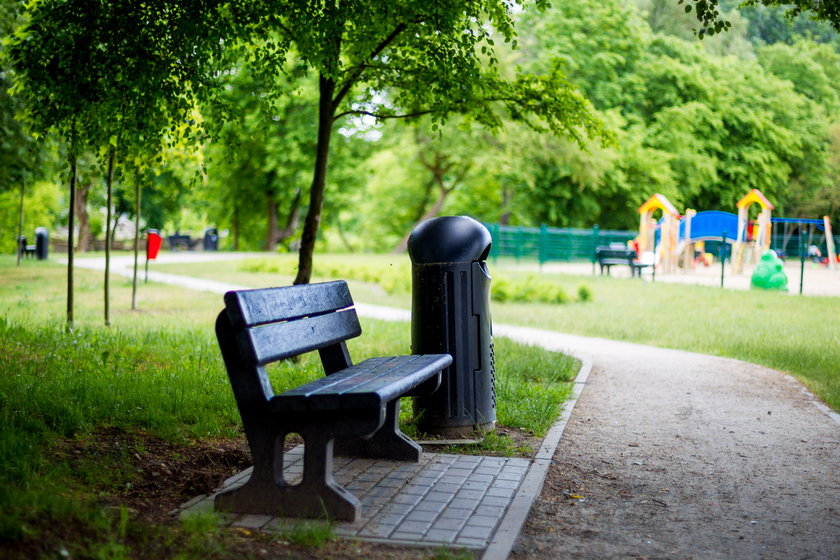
[203,228,218,251]
[408,216,495,437]
[34,227,49,260]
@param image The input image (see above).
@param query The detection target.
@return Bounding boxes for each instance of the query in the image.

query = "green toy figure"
[751,251,788,291]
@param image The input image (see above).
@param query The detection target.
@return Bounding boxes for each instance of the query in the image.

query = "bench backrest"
[224,280,361,365]
[595,246,637,260]
[216,280,362,408]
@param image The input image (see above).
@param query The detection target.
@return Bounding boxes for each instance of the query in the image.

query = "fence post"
[538,224,548,271]
[799,227,805,295]
[591,224,599,276]
[720,231,727,288]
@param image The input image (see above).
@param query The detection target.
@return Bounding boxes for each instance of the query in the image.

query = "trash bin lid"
[408,216,492,264]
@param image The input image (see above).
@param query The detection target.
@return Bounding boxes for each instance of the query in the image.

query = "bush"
[491,276,570,304]
[577,285,592,302]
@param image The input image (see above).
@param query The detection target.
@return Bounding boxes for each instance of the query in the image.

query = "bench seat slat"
[248,309,361,365]
[226,281,353,328]
[269,354,452,413]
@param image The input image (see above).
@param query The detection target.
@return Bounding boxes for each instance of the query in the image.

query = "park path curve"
[75,255,840,558]
[499,329,840,559]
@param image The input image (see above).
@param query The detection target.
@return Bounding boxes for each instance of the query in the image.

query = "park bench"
[214,280,452,521]
[167,234,197,250]
[17,236,36,259]
[595,245,650,277]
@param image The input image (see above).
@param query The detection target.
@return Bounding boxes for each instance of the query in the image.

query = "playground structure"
[732,189,773,274]
[638,194,679,274]
[636,189,837,274]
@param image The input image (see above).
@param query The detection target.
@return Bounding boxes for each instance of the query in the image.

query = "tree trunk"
[264,188,279,252]
[232,204,240,251]
[336,215,355,253]
[410,178,435,224]
[16,182,24,266]
[393,184,452,254]
[75,180,92,252]
[294,74,336,285]
[131,178,141,311]
[500,185,513,226]
[110,212,121,250]
[277,189,302,245]
[393,152,466,253]
[67,153,77,329]
[105,149,115,326]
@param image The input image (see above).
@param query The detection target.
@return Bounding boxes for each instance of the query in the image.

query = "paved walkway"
[76,255,840,558]
[180,449,530,550]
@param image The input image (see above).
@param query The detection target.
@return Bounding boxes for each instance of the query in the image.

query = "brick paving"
[178,445,529,550]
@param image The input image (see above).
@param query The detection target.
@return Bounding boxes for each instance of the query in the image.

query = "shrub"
[577,285,592,302]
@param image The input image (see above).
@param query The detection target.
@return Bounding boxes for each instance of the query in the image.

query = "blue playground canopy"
[678,211,739,242]
[677,211,826,243]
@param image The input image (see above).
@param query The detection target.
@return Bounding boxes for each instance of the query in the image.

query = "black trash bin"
[408,216,495,437]
[34,227,49,260]
[203,228,218,251]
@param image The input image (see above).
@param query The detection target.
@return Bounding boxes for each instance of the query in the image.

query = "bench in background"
[595,245,651,277]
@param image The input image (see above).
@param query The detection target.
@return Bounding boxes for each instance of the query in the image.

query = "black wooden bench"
[17,236,35,259]
[214,280,452,521]
[595,245,650,277]
[167,234,198,250]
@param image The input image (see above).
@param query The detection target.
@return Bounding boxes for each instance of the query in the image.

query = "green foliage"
[0,180,62,253]
[276,520,334,547]
[577,285,593,302]
[430,550,475,560]
[4,0,840,271]
[502,0,840,229]
[731,0,840,45]
[199,59,317,250]
[491,276,571,304]
[238,256,592,306]
[438,430,534,457]
[681,0,840,39]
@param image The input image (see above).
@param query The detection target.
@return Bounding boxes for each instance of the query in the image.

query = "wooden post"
[824,216,836,271]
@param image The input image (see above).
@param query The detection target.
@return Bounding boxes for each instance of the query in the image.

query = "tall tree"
[6,0,221,324]
[230,1,607,283]
[202,59,315,252]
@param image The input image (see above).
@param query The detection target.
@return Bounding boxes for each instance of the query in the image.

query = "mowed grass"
[489,269,840,412]
[0,255,575,555]
[154,252,840,411]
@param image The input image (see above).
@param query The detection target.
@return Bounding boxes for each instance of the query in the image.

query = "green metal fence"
[484,223,637,264]
[484,222,840,265]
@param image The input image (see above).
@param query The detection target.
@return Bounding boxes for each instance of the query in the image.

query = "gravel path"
[503,332,840,559]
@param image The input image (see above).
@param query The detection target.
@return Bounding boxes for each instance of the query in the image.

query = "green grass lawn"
[0,255,575,559]
[152,252,840,412]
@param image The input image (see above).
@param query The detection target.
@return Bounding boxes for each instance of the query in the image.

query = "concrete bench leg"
[215,428,360,522]
[335,399,421,462]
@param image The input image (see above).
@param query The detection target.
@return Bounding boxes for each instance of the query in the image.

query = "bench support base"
[335,399,421,461]
[215,429,361,522]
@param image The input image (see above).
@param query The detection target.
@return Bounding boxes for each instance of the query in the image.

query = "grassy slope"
[0,256,575,536]
[0,256,575,557]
